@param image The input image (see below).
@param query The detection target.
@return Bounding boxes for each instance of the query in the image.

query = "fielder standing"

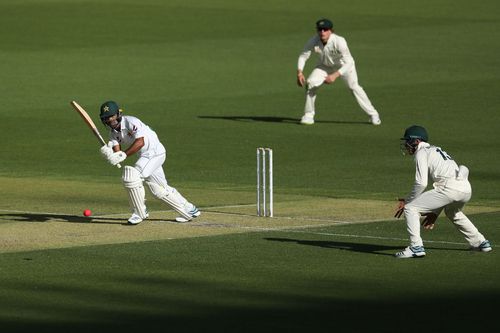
[394,125,491,258]
[99,101,200,225]
[297,18,381,125]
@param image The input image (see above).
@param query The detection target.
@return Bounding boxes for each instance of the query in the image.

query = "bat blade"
[70,101,121,168]
[70,101,106,145]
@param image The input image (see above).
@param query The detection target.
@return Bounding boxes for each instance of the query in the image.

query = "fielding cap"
[316,18,333,30]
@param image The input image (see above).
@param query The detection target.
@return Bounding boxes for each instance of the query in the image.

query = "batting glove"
[100,142,114,159]
[107,151,127,166]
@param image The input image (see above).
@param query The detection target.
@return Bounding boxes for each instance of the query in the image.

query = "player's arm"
[395,151,428,218]
[326,38,354,84]
[297,37,315,87]
[405,152,428,203]
[100,138,120,158]
[105,137,129,166]
[336,37,354,76]
[104,140,138,167]
[124,137,144,157]
[394,198,405,218]
[297,55,309,87]
[325,39,352,84]
[297,69,306,87]
[421,212,438,230]
[324,71,341,84]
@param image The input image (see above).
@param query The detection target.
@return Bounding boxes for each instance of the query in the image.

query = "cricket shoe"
[395,246,426,259]
[471,240,492,252]
[175,206,201,223]
[300,113,315,125]
[370,114,381,126]
[128,212,149,225]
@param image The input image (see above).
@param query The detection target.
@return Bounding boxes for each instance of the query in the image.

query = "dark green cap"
[316,18,333,30]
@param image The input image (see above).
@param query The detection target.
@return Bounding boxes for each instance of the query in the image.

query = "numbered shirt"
[108,115,166,158]
[406,142,460,202]
[297,33,355,76]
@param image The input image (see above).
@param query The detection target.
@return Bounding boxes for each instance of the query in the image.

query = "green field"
[0,0,499,331]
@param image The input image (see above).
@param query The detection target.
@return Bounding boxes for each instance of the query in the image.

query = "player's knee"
[404,204,420,216]
[146,181,169,199]
[306,79,321,91]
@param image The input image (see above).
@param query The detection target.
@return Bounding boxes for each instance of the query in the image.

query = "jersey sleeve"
[108,132,119,147]
[337,37,355,76]
[405,150,429,203]
[297,36,317,71]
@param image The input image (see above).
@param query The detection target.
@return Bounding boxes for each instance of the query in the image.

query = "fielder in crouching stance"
[98,101,200,225]
[297,18,381,126]
[394,125,491,258]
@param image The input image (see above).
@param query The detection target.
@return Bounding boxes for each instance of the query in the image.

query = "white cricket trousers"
[304,65,378,117]
[134,153,191,209]
[404,181,486,248]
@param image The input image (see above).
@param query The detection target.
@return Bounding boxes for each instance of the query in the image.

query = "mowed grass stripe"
[2,198,497,253]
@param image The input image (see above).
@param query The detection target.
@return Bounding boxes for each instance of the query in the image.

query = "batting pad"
[146,181,191,220]
[122,166,148,219]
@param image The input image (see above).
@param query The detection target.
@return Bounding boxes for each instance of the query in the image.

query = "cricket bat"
[70,101,121,168]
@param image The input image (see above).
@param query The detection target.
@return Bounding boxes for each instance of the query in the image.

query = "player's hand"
[100,142,114,159]
[421,213,438,230]
[107,151,127,166]
[394,198,405,218]
[297,72,305,87]
[324,72,340,84]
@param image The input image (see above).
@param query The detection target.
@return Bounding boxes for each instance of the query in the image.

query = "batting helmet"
[401,125,428,155]
[99,101,123,129]
[401,125,428,142]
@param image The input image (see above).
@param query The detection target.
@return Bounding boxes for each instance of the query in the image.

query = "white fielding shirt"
[108,115,166,158]
[406,142,463,203]
[297,33,355,75]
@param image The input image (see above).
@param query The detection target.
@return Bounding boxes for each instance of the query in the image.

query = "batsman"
[98,101,200,225]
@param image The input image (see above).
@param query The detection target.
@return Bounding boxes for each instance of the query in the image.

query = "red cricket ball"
[83,209,92,217]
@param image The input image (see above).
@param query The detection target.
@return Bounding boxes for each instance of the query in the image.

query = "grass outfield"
[0,213,498,332]
[0,0,499,331]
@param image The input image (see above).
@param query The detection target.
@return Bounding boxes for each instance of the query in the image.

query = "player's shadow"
[0,213,188,226]
[265,237,403,256]
[198,115,369,125]
[0,213,126,225]
[265,237,467,255]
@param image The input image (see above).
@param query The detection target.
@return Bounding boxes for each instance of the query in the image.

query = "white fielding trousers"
[404,181,486,248]
[304,65,378,117]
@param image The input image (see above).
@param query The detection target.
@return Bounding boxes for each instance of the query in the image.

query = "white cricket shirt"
[297,33,355,75]
[108,115,166,158]
[406,142,463,202]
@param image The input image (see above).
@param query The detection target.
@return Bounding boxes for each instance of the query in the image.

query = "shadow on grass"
[264,237,471,255]
[198,115,369,125]
[0,213,125,225]
[0,213,186,226]
[0,278,497,333]
[264,237,401,256]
